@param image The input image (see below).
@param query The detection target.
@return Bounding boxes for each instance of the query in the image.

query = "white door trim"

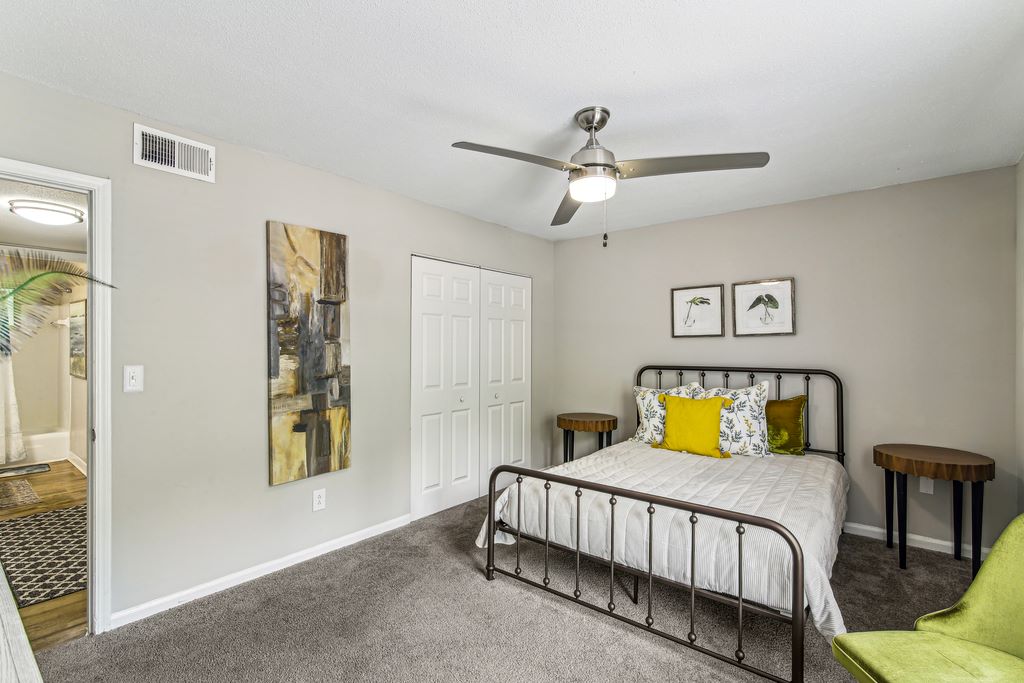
[0,156,113,634]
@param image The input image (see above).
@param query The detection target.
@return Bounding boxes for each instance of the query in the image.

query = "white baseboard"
[108,513,411,631]
[66,452,87,475]
[843,522,991,560]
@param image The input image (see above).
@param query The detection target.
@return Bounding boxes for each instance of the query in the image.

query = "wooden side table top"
[556,412,617,432]
[873,443,995,482]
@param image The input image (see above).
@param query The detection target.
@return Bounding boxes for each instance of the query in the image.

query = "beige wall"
[0,73,555,611]
[10,304,63,435]
[1017,161,1023,514]
[69,283,88,468]
[554,168,1017,547]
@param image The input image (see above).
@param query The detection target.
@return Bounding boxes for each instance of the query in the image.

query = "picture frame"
[671,284,725,338]
[266,221,351,486]
[732,277,796,336]
[69,299,87,379]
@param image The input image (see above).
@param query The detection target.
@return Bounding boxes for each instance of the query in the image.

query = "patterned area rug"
[0,479,41,510]
[0,505,87,607]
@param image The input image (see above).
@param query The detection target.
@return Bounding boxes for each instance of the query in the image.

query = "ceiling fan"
[453,106,770,226]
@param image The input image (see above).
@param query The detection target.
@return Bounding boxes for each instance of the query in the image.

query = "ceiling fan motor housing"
[569,142,618,191]
[570,143,616,169]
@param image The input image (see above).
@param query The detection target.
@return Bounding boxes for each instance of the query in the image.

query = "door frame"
[0,156,113,634]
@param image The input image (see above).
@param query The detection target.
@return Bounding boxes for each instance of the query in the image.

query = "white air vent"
[133,124,216,182]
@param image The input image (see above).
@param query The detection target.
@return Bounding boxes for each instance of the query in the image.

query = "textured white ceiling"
[1,1,1022,239]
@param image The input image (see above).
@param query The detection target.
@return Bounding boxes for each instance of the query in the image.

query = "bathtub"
[23,430,70,462]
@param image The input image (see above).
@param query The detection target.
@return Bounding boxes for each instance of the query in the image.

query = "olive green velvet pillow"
[766,395,807,455]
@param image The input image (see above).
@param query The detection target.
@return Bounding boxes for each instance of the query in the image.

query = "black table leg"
[567,430,575,462]
[953,481,963,561]
[896,472,908,569]
[884,469,894,548]
[597,431,605,450]
[971,481,984,577]
[604,431,612,448]
[562,429,570,464]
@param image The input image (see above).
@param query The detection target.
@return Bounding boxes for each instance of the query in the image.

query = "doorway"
[0,157,112,646]
[409,255,532,519]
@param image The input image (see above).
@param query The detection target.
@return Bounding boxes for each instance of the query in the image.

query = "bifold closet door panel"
[410,257,481,518]
[479,269,532,495]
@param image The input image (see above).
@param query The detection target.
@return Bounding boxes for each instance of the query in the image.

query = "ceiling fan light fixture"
[568,170,617,203]
[8,199,84,226]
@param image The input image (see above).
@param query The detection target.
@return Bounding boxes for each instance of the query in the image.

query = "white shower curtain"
[0,355,26,465]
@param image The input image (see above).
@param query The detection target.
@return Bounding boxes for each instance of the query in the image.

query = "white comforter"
[475,440,849,639]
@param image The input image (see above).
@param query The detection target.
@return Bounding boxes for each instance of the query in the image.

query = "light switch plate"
[919,477,934,494]
[123,365,144,393]
[312,488,326,512]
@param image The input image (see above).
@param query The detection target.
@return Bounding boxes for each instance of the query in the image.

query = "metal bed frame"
[484,365,846,683]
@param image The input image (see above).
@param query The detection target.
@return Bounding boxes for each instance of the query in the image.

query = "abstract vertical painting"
[267,222,351,485]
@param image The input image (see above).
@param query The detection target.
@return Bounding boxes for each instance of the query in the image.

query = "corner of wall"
[1017,161,1024,514]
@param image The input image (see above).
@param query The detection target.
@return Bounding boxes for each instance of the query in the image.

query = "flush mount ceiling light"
[8,199,84,226]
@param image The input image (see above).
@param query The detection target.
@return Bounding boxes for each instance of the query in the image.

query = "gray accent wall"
[0,73,556,611]
[553,167,1017,547]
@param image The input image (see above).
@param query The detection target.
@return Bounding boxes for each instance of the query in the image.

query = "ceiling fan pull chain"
[602,191,609,248]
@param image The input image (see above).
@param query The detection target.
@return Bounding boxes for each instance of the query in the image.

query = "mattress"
[475,440,849,639]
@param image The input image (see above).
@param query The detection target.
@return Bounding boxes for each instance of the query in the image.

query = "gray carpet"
[37,497,972,682]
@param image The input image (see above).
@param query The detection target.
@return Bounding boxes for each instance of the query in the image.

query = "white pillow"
[630,382,703,444]
[697,381,771,457]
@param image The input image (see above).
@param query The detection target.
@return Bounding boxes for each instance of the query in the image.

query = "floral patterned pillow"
[630,383,704,444]
[696,381,770,457]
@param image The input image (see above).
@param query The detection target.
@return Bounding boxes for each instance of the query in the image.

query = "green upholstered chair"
[831,513,1024,682]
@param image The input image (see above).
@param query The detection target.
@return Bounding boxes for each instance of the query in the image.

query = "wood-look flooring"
[0,460,87,651]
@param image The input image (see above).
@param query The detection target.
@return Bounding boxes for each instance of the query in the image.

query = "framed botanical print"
[732,277,795,336]
[671,284,724,337]
[69,299,87,378]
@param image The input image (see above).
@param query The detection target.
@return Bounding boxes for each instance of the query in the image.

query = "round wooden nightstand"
[556,413,617,463]
[873,443,995,576]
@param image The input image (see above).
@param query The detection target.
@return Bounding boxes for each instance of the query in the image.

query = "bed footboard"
[485,464,806,683]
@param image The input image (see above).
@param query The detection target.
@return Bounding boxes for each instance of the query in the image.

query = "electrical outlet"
[312,488,326,511]
[123,365,144,393]
[919,477,934,494]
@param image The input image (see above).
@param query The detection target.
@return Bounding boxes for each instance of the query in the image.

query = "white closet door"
[479,269,531,495]
[410,257,481,519]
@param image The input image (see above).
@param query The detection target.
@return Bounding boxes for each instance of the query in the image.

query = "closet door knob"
[494,393,500,399]
[459,397,464,403]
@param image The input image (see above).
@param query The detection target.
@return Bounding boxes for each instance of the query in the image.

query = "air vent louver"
[133,124,216,182]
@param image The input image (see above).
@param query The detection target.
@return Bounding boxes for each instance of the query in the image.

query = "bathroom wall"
[69,282,88,471]
[10,303,64,436]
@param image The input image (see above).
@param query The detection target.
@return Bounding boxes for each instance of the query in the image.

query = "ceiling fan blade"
[550,190,581,226]
[452,142,581,172]
[616,152,769,179]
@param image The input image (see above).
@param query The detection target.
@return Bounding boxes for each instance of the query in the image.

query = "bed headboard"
[635,364,845,467]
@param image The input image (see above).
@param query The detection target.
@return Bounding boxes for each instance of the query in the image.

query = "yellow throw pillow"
[655,395,734,458]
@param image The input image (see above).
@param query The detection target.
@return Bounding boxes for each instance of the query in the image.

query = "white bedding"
[475,440,849,639]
